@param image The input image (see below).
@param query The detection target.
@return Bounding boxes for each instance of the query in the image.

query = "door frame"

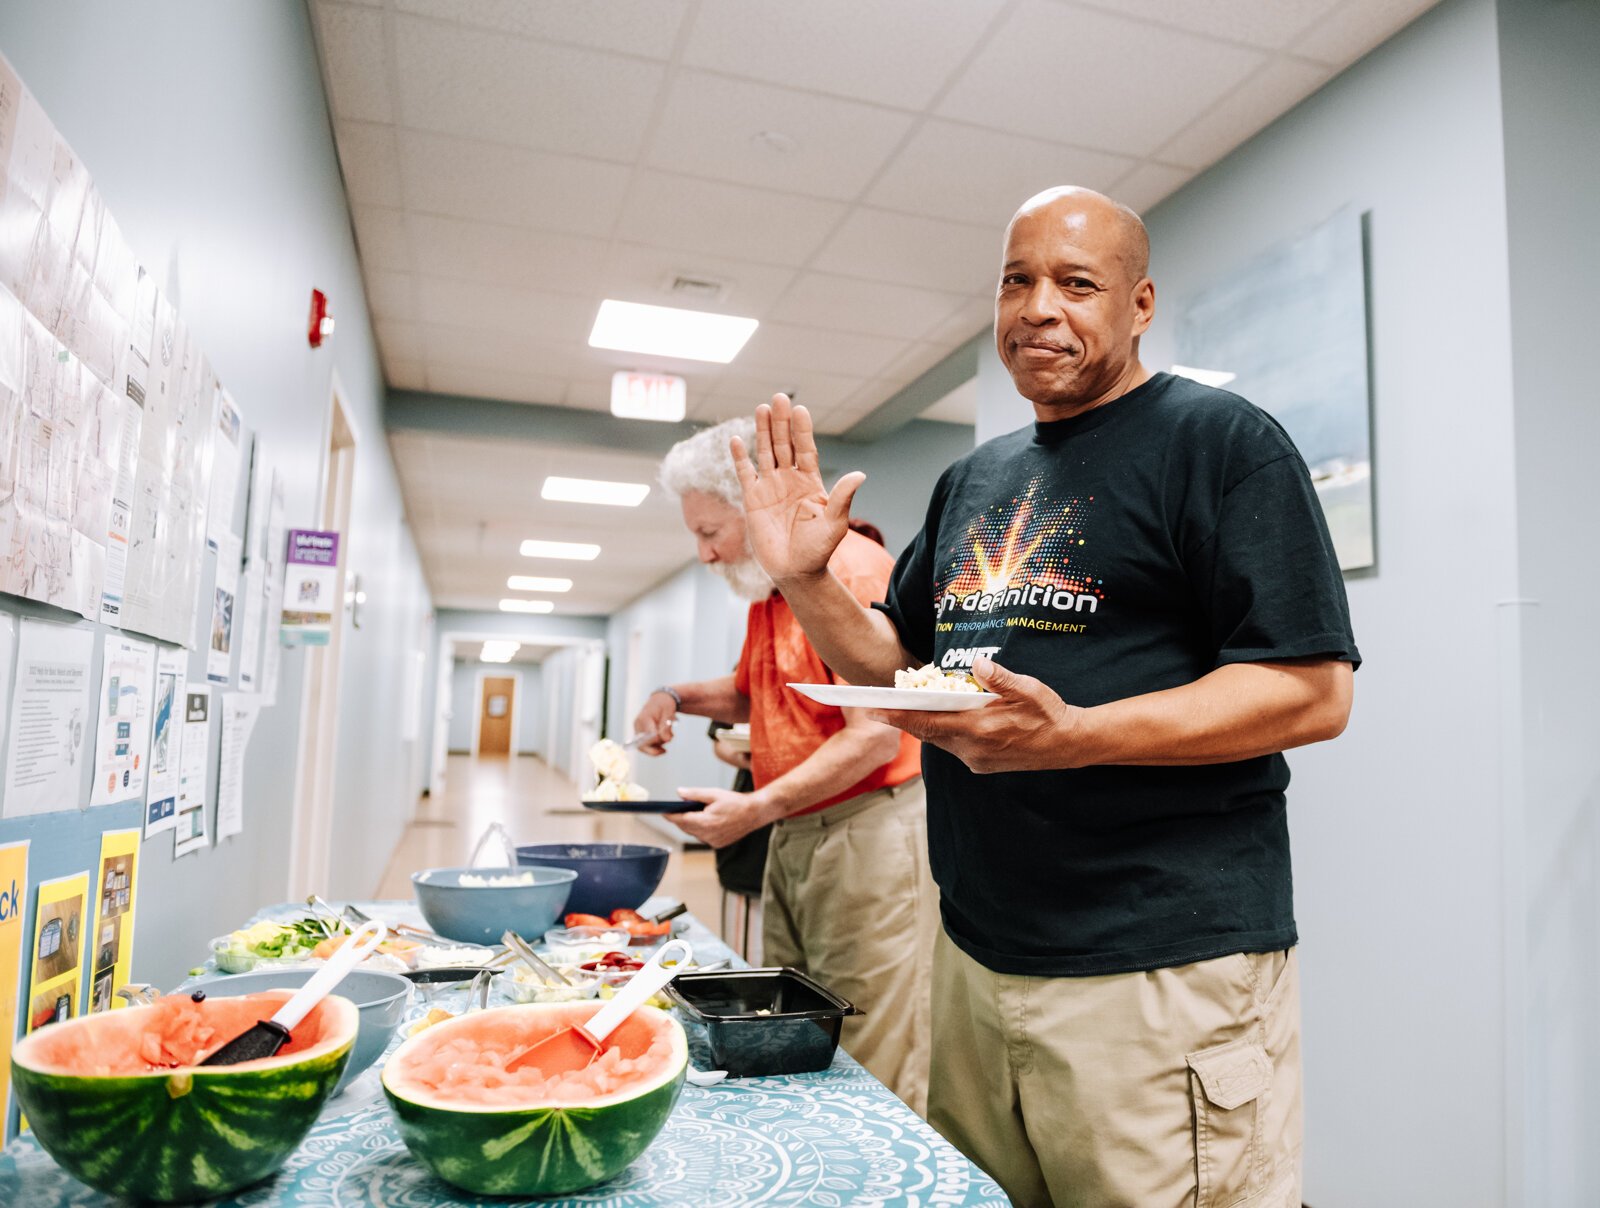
[471,668,518,758]
[287,371,360,899]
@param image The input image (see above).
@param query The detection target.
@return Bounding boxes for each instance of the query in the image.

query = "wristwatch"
[652,685,684,708]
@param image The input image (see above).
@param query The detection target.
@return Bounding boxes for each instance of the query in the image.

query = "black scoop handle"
[199,1018,292,1066]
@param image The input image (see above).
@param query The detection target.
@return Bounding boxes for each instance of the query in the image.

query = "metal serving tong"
[501,930,572,986]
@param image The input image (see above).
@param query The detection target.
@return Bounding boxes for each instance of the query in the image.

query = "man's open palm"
[732,393,865,584]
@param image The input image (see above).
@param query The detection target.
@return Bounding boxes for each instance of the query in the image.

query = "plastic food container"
[543,925,632,956]
[498,966,604,1004]
[666,968,860,1077]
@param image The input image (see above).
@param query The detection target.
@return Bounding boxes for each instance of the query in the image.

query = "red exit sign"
[611,371,686,422]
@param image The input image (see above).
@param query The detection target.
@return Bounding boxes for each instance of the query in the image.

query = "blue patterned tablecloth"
[0,900,1009,1207]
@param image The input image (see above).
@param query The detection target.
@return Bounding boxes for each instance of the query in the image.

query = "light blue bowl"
[181,967,411,1095]
[412,865,577,945]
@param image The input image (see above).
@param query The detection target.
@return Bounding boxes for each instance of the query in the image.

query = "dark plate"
[581,799,707,814]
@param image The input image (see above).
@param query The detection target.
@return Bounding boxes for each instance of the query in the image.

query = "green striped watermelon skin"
[385,1065,686,1196]
[11,1003,353,1204]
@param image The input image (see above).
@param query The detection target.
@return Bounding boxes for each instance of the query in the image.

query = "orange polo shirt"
[734,530,922,815]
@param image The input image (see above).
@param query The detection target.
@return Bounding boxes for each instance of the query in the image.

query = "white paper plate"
[716,725,752,752]
[787,682,1000,712]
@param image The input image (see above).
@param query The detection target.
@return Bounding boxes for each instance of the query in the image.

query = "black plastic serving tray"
[665,967,861,1077]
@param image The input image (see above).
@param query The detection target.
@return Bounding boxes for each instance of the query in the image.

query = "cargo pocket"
[1187,1036,1272,1208]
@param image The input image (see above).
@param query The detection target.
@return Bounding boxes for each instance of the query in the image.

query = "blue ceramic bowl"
[514,843,670,916]
[183,967,411,1094]
[411,865,577,945]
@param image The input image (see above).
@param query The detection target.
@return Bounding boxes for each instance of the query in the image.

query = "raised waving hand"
[731,394,864,585]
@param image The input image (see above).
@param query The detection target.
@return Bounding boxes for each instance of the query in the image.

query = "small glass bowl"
[209,936,260,974]
[499,967,605,1004]
[543,925,631,955]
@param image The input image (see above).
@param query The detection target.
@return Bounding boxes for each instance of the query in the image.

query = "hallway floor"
[375,754,723,931]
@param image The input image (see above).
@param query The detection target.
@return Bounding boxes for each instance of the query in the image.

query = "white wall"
[0,1,432,989]
[1496,1,1600,1202]
[975,0,1523,1202]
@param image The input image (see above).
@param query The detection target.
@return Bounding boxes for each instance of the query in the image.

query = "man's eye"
[1000,274,1027,286]
[1063,277,1097,291]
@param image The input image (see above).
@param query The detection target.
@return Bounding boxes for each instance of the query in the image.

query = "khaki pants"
[762,778,938,1115]
[929,930,1303,1208]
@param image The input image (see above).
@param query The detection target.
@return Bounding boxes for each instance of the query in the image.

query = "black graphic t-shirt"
[877,372,1361,976]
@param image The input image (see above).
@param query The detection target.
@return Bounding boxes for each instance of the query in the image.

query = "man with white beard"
[635,416,937,1114]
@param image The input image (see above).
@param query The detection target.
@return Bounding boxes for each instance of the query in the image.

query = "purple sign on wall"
[287,530,339,568]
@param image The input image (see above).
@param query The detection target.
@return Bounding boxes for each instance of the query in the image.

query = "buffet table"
[0,900,1009,1206]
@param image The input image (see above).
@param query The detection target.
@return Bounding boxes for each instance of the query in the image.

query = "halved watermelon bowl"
[383,1000,687,1196]
[11,990,356,1203]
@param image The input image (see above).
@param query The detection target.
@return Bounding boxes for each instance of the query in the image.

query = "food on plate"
[581,951,647,974]
[503,966,603,1004]
[213,915,348,971]
[11,990,355,1203]
[563,909,672,941]
[382,1002,687,1195]
[412,944,496,970]
[409,1007,456,1037]
[582,738,649,801]
[313,932,422,963]
[893,664,985,692]
[456,870,539,887]
[563,912,614,929]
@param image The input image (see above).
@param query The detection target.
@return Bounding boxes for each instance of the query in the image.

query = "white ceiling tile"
[811,207,1000,294]
[1067,0,1342,50]
[386,358,428,390]
[919,376,978,425]
[1109,162,1196,215]
[734,321,904,379]
[425,363,569,405]
[712,365,870,416]
[313,2,394,123]
[392,17,665,162]
[926,295,995,346]
[939,2,1265,158]
[1290,0,1442,66]
[375,319,424,363]
[645,72,915,201]
[399,132,631,234]
[351,205,411,271]
[415,277,592,343]
[614,171,847,266]
[682,0,1009,110]
[407,214,608,291]
[421,323,589,377]
[391,0,691,60]
[334,121,404,207]
[767,273,965,341]
[1154,58,1335,170]
[599,244,797,317]
[364,269,418,322]
[867,120,1134,227]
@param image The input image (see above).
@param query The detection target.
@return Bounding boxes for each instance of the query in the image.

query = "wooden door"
[478,676,514,756]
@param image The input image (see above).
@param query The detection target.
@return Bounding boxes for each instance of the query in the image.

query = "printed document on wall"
[215,693,259,841]
[208,529,240,684]
[86,828,140,1014]
[2,619,93,818]
[0,613,14,743]
[173,688,210,857]
[88,634,155,808]
[141,644,185,837]
[26,870,90,1032]
[206,390,242,550]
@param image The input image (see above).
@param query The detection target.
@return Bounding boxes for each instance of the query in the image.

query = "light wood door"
[478,676,514,756]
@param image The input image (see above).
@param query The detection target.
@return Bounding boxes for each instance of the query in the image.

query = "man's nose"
[698,541,718,563]
[1018,280,1062,325]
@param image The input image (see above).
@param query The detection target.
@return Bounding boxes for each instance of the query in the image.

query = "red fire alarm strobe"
[308,288,334,348]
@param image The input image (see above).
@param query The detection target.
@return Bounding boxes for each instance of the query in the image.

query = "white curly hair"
[658,416,756,509]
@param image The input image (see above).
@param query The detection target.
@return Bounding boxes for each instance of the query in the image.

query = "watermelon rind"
[382,1003,688,1196]
[11,992,356,1204]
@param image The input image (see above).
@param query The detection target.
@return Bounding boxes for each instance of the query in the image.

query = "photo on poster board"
[142,644,185,837]
[280,530,339,647]
[88,634,155,808]
[2,619,94,819]
[87,829,139,1014]
[27,871,90,1033]
[208,530,241,684]
[0,840,30,1142]
[174,689,212,857]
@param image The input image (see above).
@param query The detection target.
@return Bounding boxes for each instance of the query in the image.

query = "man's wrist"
[651,685,683,709]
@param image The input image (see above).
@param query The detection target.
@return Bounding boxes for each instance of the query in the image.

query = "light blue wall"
[973,0,1520,1202]
[0,0,433,1008]
[1497,1,1600,1201]
[446,660,542,755]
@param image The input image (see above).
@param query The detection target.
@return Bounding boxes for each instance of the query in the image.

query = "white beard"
[710,556,775,602]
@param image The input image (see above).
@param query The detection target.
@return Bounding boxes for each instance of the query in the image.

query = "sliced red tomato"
[563,912,614,929]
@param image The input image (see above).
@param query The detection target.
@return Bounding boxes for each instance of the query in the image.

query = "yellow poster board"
[26,871,90,1034]
[0,840,29,1139]
[87,828,140,1014]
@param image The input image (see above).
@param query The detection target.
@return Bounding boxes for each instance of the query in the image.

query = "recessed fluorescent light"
[506,575,572,593]
[520,539,601,561]
[500,598,555,614]
[1170,364,1237,388]
[480,640,520,663]
[588,299,758,364]
[542,476,650,507]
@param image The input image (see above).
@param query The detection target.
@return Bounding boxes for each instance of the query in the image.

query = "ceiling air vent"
[666,274,727,303]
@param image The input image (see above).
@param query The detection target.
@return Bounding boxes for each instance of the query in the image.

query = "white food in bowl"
[893,664,985,692]
[455,871,538,887]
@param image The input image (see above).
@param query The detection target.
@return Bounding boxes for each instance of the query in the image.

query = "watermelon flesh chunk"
[383,1001,688,1196]
[23,991,345,1075]
[11,991,356,1204]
